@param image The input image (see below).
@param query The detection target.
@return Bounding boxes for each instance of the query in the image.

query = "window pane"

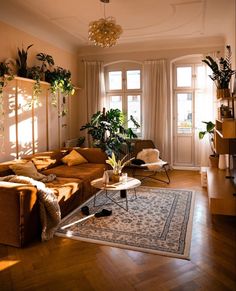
[177,67,192,87]
[196,65,205,89]
[109,95,122,111]
[177,93,192,134]
[109,71,122,90]
[128,95,141,133]
[127,70,141,89]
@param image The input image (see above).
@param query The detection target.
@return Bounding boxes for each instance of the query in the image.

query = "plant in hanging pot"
[26,66,42,109]
[199,121,219,167]
[45,66,75,107]
[202,45,236,98]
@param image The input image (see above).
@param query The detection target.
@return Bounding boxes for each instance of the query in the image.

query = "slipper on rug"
[81,206,90,216]
[95,209,112,218]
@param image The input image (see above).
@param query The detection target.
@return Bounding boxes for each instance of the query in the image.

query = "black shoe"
[81,206,90,216]
[95,209,112,218]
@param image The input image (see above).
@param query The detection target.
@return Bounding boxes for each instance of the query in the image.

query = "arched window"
[104,61,142,135]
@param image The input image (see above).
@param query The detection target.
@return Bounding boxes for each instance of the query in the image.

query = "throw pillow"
[10,161,46,180]
[61,149,88,166]
[32,157,57,171]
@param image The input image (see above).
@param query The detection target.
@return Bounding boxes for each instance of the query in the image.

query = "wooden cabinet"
[0,77,71,162]
[207,97,236,216]
[207,167,236,216]
[214,97,236,154]
[214,119,236,154]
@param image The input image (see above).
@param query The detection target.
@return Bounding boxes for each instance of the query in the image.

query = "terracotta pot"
[209,155,219,168]
[216,88,231,99]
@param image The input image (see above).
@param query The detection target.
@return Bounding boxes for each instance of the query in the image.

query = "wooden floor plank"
[0,170,236,291]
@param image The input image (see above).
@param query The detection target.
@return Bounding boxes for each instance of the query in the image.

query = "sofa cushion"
[42,164,104,182]
[45,177,83,218]
[23,150,69,170]
[9,161,46,181]
[62,149,88,166]
[32,157,57,171]
[46,177,81,201]
[76,148,107,164]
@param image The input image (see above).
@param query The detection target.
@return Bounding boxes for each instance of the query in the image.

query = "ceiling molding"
[0,0,234,54]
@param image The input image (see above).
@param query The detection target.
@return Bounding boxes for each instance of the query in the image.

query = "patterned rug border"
[56,187,195,260]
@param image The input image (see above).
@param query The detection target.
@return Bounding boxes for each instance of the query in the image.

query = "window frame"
[104,62,142,136]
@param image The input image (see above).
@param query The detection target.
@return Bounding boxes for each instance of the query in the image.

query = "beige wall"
[0,20,80,140]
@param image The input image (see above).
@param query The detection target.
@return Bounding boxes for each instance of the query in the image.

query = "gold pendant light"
[88,0,123,48]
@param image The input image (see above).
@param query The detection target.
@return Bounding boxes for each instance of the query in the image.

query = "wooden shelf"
[207,167,236,216]
[215,119,236,139]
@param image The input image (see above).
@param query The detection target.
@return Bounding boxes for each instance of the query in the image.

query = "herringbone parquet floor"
[0,170,236,291]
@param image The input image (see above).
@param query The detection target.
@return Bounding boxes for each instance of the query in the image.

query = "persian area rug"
[56,187,195,260]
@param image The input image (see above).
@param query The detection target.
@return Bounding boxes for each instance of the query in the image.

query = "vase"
[111,173,120,183]
[216,88,231,99]
[111,166,122,182]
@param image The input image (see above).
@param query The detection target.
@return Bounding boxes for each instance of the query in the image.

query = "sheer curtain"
[195,54,217,166]
[143,59,169,161]
[84,60,106,145]
[84,60,106,121]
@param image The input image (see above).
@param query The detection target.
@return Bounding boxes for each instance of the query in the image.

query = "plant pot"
[216,88,231,99]
[111,173,120,183]
[209,155,219,168]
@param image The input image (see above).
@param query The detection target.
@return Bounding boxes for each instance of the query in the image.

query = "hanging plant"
[45,66,75,109]
[16,44,33,77]
[26,66,42,109]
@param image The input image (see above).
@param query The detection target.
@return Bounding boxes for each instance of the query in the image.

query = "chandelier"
[88,0,123,48]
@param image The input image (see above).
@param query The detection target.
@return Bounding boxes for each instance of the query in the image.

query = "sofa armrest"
[0,163,14,177]
[0,183,41,247]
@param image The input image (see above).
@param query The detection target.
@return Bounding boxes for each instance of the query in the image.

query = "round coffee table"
[91,177,141,211]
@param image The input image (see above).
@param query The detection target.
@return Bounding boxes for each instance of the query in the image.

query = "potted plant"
[202,45,236,98]
[36,53,54,81]
[45,66,75,108]
[106,152,134,182]
[16,44,33,78]
[199,121,219,167]
[80,108,140,157]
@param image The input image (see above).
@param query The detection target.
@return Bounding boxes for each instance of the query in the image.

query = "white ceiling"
[0,0,235,53]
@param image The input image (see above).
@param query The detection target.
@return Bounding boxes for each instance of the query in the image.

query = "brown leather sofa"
[0,147,107,247]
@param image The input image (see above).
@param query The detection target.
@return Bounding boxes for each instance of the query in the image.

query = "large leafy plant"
[80,108,140,156]
[202,45,236,89]
[199,121,217,156]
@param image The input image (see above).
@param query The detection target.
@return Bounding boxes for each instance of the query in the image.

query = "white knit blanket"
[137,149,167,171]
[0,175,61,241]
